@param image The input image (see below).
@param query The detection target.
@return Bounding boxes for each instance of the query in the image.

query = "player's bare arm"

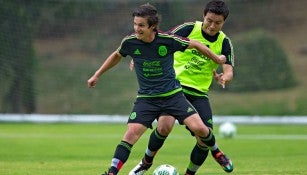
[87,51,122,88]
[222,64,233,82]
[188,39,226,64]
[213,64,233,88]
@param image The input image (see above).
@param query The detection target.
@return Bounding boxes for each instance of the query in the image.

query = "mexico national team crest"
[158,45,167,57]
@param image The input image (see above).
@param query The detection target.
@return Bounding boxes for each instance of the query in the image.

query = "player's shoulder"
[180,21,196,27]
[221,33,233,45]
[122,32,137,41]
[119,32,139,47]
[157,30,181,39]
[217,31,231,43]
[157,30,189,43]
[170,21,196,33]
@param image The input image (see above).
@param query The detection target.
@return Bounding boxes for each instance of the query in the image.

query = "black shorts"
[128,91,197,129]
[184,93,213,136]
[184,94,213,128]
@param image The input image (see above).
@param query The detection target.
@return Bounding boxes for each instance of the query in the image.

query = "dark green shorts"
[128,91,197,129]
[184,93,213,136]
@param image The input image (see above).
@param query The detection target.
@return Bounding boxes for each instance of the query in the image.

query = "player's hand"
[87,76,99,88]
[129,59,134,71]
[213,70,226,88]
[217,55,226,64]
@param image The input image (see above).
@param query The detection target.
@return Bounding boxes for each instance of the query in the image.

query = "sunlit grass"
[1,123,306,175]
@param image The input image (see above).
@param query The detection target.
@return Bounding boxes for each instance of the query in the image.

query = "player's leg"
[183,114,233,173]
[184,96,212,174]
[144,115,175,163]
[157,115,176,136]
[130,92,190,175]
[103,98,159,175]
[129,115,176,175]
[185,139,209,175]
[104,123,147,175]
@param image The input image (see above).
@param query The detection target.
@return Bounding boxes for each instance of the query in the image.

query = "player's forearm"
[94,51,121,77]
[222,64,233,83]
[189,40,225,64]
[202,48,224,64]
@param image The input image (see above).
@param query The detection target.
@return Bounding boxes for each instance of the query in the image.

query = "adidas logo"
[187,107,194,113]
[134,49,141,55]
[207,119,213,124]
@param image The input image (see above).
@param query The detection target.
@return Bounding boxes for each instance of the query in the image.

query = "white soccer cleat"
[129,160,152,175]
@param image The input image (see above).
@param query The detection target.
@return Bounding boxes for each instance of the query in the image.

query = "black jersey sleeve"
[222,37,235,67]
[168,22,195,37]
[117,36,130,57]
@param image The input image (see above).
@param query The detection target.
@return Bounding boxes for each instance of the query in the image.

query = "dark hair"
[132,3,160,30]
[204,0,229,20]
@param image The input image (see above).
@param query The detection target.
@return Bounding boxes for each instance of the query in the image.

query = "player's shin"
[144,128,167,163]
[186,143,209,175]
[199,128,220,155]
[109,141,133,174]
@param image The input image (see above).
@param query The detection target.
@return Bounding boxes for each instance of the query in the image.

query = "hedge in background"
[216,29,297,92]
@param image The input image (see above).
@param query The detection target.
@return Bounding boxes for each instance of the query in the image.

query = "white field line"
[233,134,307,140]
[1,114,307,124]
[0,133,306,140]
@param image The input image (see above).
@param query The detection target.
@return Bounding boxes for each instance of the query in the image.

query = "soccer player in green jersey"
[87,3,228,175]
[130,0,234,174]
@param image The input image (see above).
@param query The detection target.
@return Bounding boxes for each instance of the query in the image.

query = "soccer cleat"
[101,169,114,175]
[101,172,114,175]
[184,169,195,175]
[129,159,152,175]
[213,151,233,173]
[184,173,193,175]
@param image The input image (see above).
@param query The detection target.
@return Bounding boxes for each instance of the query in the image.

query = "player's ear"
[150,24,157,31]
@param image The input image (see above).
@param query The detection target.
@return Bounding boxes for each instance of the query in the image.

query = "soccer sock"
[144,128,167,163]
[186,143,209,174]
[199,128,220,156]
[109,140,133,174]
[185,169,196,175]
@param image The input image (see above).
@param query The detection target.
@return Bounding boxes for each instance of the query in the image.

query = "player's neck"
[142,31,156,43]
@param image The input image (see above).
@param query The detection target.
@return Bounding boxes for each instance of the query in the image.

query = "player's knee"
[123,125,146,144]
[157,116,175,136]
[123,132,139,144]
[157,124,172,136]
[193,125,210,137]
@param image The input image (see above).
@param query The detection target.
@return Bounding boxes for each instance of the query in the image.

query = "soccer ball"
[219,122,237,138]
[153,164,179,175]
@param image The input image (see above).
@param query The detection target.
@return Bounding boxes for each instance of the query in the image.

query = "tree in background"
[0,1,302,114]
[0,1,37,113]
[225,29,297,92]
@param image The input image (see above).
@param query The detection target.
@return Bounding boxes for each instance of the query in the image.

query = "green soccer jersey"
[118,31,189,97]
[172,21,233,96]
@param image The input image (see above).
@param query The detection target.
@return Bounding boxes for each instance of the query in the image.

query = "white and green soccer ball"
[153,164,179,175]
[219,122,237,138]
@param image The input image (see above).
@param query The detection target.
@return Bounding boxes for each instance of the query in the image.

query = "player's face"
[133,16,156,42]
[202,12,225,36]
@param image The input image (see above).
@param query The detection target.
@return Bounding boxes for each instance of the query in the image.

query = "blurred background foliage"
[0,0,306,115]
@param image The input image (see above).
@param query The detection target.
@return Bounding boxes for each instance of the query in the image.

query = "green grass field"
[1,123,306,175]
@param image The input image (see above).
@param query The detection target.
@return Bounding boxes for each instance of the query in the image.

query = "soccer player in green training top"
[87,3,229,175]
[129,0,234,174]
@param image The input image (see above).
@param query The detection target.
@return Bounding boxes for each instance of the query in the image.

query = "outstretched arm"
[213,64,233,88]
[87,51,122,88]
[188,40,226,64]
